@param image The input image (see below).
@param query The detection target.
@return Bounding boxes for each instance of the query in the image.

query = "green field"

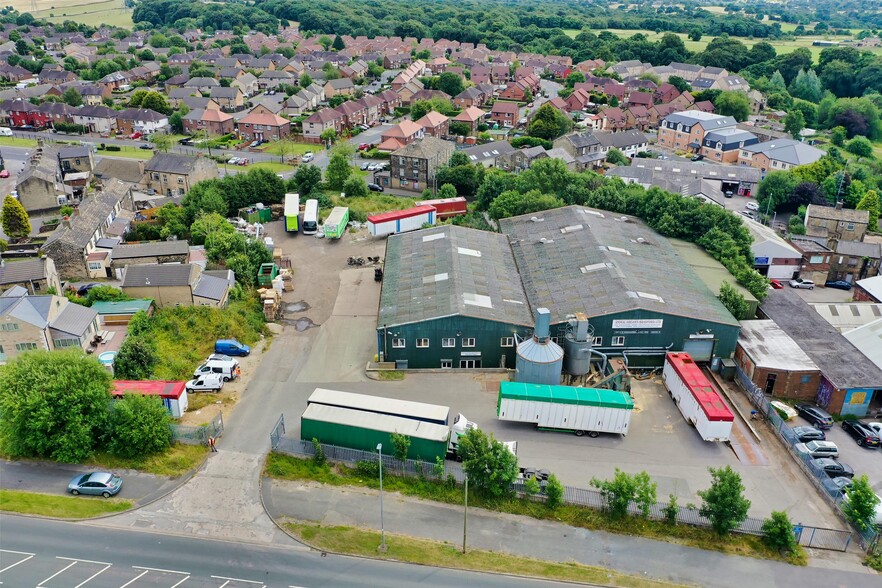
[19,0,134,29]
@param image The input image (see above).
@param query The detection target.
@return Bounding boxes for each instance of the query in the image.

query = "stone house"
[121,264,233,308]
[384,137,454,193]
[105,240,190,279]
[142,153,219,197]
[0,257,62,295]
[804,204,870,242]
[829,240,881,284]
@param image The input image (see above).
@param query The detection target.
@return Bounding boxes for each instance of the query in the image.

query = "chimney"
[835,201,843,210]
[533,307,551,342]
[62,216,71,229]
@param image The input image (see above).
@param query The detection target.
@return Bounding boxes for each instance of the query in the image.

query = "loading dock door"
[683,337,715,362]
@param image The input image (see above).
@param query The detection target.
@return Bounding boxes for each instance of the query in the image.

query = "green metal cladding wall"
[301,417,448,461]
[377,316,532,369]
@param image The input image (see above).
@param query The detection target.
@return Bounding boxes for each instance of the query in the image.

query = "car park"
[789,278,815,289]
[368,183,384,192]
[791,425,826,442]
[302,152,314,163]
[68,472,123,497]
[795,404,834,429]
[769,279,784,289]
[794,440,839,458]
[812,457,855,478]
[185,374,224,393]
[824,280,852,290]
[745,201,760,211]
[841,420,881,448]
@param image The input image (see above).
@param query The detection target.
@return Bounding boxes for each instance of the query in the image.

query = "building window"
[392,338,405,348]
[440,360,452,369]
[54,338,80,348]
[1,323,20,331]
[500,336,514,347]
[462,337,476,347]
[416,338,429,348]
[612,336,625,346]
[592,336,603,346]
[88,262,103,270]
[846,223,855,231]
[152,173,160,180]
[15,342,38,351]
[442,338,455,347]
[800,375,812,384]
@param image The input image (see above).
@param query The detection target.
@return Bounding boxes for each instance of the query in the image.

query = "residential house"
[37,102,73,127]
[16,144,65,213]
[41,179,134,277]
[0,291,100,363]
[490,101,519,127]
[452,106,485,135]
[804,204,870,242]
[600,107,629,131]
[121,264,233,308]
[461,140,516,168]
[657,111,737,152]
[737,139,825,175]
[209,87,245,110]
[700,128,759,164]
[377,120,425,152]
[324,78,355,98]
[552,132,605,171]
[0,98,48,128]
[57,146,94,175]
[789,236,834,286]
[105,240,190,279]
[625,91,653,109]
[0,64,32,83]
[714,76,750,92]
[0,257,62,295]
[415,111,449,138]
[78,85,109,106]
[236,105,291,141]
[565,88,592,113]
[335,99,368,128]
[499,76,537,102]
[283,93,309,117]
[490,64,510,84]
[454,87,486,109]
[115,108,169,135]
[470,65,491,85]
[258,69,294,91]
[184,77,219,94]
[303,108,344,141]
[376,89,400,115]
[142,153,219,197]
[828,241,881,284]
[497,145,550,171]
[93,158,146,185]
[385,137,454,192]
[71,105,118,134]
[182,109,235,136]
[653,83,680,104]
[231,73,259,98]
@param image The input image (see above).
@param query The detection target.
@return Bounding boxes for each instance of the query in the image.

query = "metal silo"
[563,313,594,376]
[515,307,564,385]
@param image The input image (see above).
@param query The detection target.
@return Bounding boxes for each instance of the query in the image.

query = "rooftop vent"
[560,224,584,234]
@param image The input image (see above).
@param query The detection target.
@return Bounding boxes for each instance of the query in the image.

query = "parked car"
[867,422,882,436]
[129,132,141,140]
[228,157,241,165]
[745,201,760,211]
[368,183,384,192]
[139,143,153,150]
[841,420,881,448]
[821,476,853,495]
[185,374,224,393]
[360,162,370,170]
[824,280,852,290]
[68,472,123,497]
[0,169,9,178]
[367,163,379,171]
[789,278,815,289]
[193,357,240,381]
[812,458,855,479]
[77,283,98,297]
[795,404,834,429]
[215,339,250,357]
[843,491,882,527]
[358,143,371,151]
[249,140,260,148]
[724,190,733,198]
[769,279,784,289]
[302,152,314,163]
[690,154,704,161]
[794,440,839,459]
[791,425,826,442]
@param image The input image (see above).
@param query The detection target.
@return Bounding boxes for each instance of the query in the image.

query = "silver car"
[68,472,123,497]
[789,278,814,289]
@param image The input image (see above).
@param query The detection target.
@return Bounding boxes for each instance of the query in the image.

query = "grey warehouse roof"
[379,225,533,327]
[760,289,882,389]
[499,205,739,327]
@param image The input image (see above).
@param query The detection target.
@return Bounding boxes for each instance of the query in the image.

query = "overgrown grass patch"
[284,521,686,587]
[376,370,405,381]
[87,442,206,477]
[247,161,296,174]
[329,192,418,223]
[0,489,132,518]
[266,453,807,566]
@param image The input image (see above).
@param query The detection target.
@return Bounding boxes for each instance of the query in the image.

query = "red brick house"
[490,101,519,127]
[236,105,291,141]
[565,88,592,112]
[303,108,344,141]
[470,65,491,85]
[453,106,485,134]
[625,91,653,109]
[653,83,680,104]
[415,111,449,138]
[600,107,628,131]
[182,109,235,136]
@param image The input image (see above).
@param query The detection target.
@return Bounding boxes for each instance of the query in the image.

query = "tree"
[62,87,83,107]
[718,281,750,320]
[668,75,691,93]
[856,190,880,232]
[169,111,185,134]
[768,70,788,94]
[790,182,827,207]
[788,69,823,104]
[782,110,805,139]
[436,162,483,197]
[157,203,188,239]
[843,475,881,532]
[390,432,411,461]
[300,73,312,89]
[456,427,519,498]
[319,127,337,145]
[606,148,629,166]
[1,195,31,239]
[342,175,368,197]
[527,103,572,140]
[591,468,657,519]
[106,394,172,459]
[488,189,564,220]
[331,35,345,51]
[290,164,322,195]
[448,121,471,136]
[757,171,797,212]
[762,511,798,554]
[698,466,751,535]
[437,183,458,199]
[437,72,464,98]
[845,136,874,158]
[0,351,112,462]
[152,133,173,152]
[831,126,848,146]
[545,474,563,509]
[688,28,702,42]
[325,151,352,190]
[714,91,751,122]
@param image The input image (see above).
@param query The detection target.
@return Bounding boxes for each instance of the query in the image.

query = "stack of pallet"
[259,288,282,321]
[279,268,294,292]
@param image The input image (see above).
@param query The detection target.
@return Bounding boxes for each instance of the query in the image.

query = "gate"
[270,414,285,450]
[796,526,852,551]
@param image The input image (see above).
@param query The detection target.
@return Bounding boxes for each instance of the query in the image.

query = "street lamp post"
[462,475,468,554]
[377,443,386,552]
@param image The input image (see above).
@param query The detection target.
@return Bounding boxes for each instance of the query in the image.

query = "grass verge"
[285,521,686,588]
[97,148,155,160]
[262,141,316,157]
[266,454,807,566]
[247,161,297,174]
[0,136,38,148]
[376,370,405,381]
[86,443,206,477]
[0,489,132,518]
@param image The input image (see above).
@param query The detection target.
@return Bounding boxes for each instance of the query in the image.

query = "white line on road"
[168,576,191,588]
[37,560,78,587]
[118,569,148,588]
[211,576,265,586]
[132,566,190,575]
[74,564,111,588]
[57,557,112,566]
[0,550,35,574]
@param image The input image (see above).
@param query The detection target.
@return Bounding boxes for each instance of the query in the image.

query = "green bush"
[545,474,564,509]
[106,394,172,458]
[761,511,798,553]
[663,494,679,525]
[312,438,326,467]
[356,459,380,478]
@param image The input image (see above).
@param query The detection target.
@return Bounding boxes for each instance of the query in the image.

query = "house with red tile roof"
[453,106,485,134]
[236,105,291,141]
[491,101,520,127]
[377,120,424,151]
[415,111,449,138]
[183,109,235,136]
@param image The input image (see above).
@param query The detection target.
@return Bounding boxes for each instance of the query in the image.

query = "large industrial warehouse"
[377,205,741,370]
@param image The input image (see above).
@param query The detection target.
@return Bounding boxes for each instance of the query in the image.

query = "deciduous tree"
[698,466,751,535]
[106,393,172,458]
[456,427,519,498]
[591,468,657,519]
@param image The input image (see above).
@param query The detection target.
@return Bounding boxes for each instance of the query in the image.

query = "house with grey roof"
[804,203,870,242]
[121,263,232,308]
[552,129,649,169]
[93,158,145,185]
[738,138,825,175]
[109,241,190,276]
[0,290,99,363]
[700,127,758,163]
[142,153,219,197]
[15,143,66,213]
[829,240,881,284]
[658,111,737,153]
[0,257,62,295]
[385,137,454,193]
[461,141,516,167]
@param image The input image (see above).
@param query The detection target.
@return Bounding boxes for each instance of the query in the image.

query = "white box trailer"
[367,205,437,237]
[497,382,633,437]
[662,352,734,442]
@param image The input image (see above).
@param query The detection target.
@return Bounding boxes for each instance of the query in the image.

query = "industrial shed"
[499,206,741,363]
[377,225,534,369]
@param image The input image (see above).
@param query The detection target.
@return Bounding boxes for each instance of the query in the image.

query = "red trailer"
[416,196,468,219]
[662,352,734,442]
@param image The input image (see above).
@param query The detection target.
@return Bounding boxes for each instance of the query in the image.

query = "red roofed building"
[182,108,235,136]
[377,119,424,151]
[415,110,449,138]
[491,101,520,127]
[453,105,485,134]
[236,104,291,141]
[112,380,188,418]
[303,107,344,141]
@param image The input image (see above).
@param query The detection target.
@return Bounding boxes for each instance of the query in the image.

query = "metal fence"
[171,411,224,445]
[272,424,849,548]
[735,365,860,551]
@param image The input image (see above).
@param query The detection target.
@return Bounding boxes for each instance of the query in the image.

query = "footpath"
[262,479,875,588]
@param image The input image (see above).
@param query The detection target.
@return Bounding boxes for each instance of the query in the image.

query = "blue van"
[215,339,250,357]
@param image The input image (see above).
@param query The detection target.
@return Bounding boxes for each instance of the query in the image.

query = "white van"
[0,127,13,136]
[193,358,240,382]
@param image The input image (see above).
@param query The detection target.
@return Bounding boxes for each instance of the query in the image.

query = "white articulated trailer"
[497,382,633,437]
[662,352,734,442]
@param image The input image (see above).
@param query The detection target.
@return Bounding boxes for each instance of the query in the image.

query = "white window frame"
[500,336,514,347]
[391,338,405,348]
[612,336,625,346]
[416,338,429,348]
[15,342,38,351]
[592,336,603,346]
[441,337,455,347]
[440,360,452,369]
[462,337,476,348]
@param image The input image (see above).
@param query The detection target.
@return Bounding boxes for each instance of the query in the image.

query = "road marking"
[74,564,111,588]
[118,570,149,588]
[37,560,78,586]
[132,566,190,576]
[0,550,35,574]
[168,576,191,588]
[57,557,112,566]
[211,576,265,586]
